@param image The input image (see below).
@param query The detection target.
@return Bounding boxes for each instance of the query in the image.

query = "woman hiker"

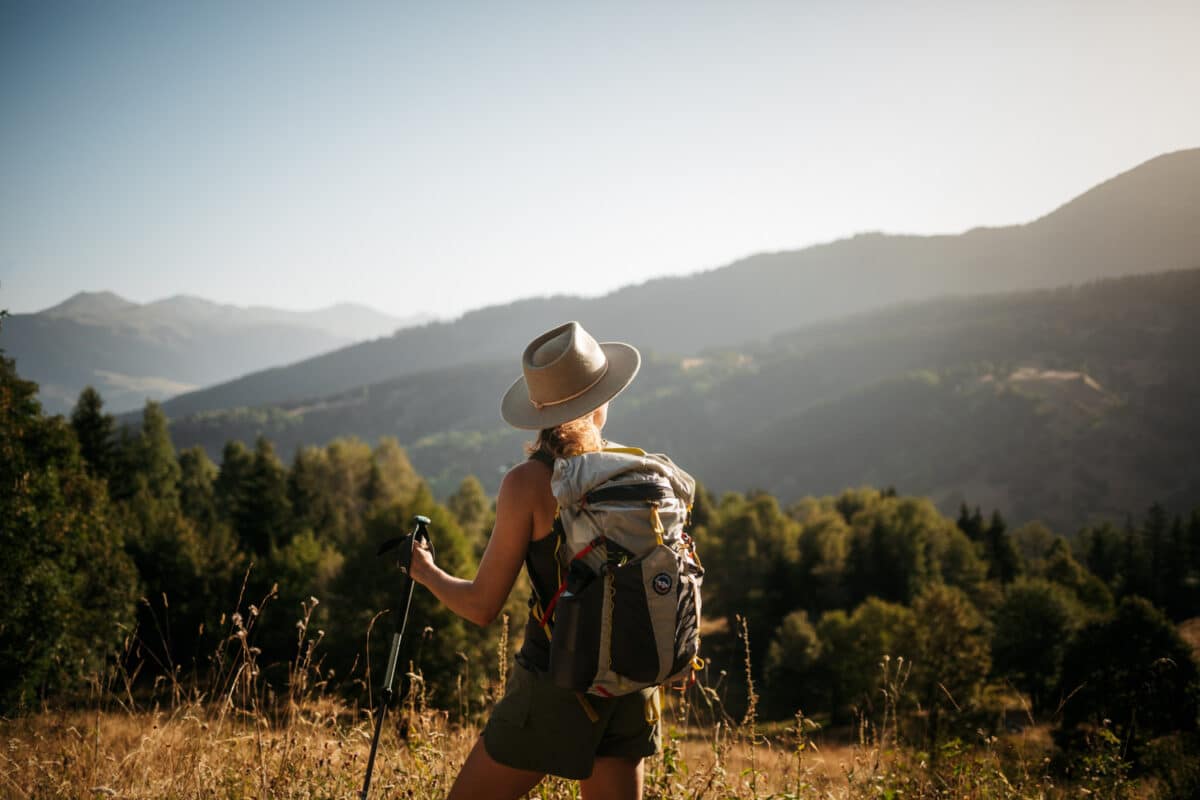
[406,321,666,800]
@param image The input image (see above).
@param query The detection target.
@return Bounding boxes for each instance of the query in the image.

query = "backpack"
[535,446,704,697]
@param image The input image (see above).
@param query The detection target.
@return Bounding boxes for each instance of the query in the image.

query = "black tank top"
[516,449,561,671]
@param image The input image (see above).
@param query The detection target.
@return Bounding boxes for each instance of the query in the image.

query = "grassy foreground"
[0,611,1152,799]
[1,666,1141,800]
[0,703,1071,800]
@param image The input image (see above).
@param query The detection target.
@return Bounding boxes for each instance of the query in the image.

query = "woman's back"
[406,321,657,799]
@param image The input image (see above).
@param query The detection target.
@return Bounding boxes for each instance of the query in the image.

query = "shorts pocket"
[488,662,534,729]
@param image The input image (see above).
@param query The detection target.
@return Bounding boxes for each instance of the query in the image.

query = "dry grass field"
[0,612,1164,799]
[1,674,1126,800]
[0,702,1055,800]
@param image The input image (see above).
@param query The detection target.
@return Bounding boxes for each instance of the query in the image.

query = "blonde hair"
[526,415,603,460]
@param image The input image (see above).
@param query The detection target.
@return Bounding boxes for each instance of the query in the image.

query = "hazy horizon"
[4,1,1199,319]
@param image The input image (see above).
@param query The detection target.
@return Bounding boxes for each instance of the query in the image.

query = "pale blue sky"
[3,0,1198,319]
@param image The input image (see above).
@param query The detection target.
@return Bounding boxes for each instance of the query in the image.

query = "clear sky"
[2,0,1198,319]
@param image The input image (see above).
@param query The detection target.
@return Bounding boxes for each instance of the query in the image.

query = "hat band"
[530,362,610,410]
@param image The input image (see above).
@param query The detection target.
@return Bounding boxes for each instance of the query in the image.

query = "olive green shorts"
[482,662,662,780]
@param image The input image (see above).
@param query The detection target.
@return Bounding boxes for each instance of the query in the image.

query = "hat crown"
[523,322,608,408]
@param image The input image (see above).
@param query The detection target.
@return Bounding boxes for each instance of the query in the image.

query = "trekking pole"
[360,514,434,800]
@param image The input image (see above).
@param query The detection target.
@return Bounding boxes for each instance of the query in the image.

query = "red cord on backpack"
[539,536,605,628]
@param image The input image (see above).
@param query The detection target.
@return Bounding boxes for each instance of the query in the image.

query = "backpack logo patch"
[653,572,673,595]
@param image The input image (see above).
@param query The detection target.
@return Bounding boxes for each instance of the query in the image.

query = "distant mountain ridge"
[155,148,1200,419]
[39,291,416,343]
[2,292,429,413]
[167,269,1200,535]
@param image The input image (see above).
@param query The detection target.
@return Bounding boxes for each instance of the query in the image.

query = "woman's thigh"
[579,755,643,800]
[447,737,545,800]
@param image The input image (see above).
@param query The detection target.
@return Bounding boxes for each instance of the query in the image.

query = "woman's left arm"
[407,462,539,626]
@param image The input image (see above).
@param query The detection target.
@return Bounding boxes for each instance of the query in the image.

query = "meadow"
[0,606,1145,800]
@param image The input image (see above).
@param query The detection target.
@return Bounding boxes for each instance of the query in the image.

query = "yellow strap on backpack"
[602,445,647,456]
[644,687,661,724]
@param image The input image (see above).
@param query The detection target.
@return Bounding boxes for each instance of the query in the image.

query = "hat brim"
[500,342,641,430]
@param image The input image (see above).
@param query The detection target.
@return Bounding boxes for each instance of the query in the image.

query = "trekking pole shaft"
[361,697,387,800]
[384,579,417,696]
[360,577,416,800]
[360,517,427,800]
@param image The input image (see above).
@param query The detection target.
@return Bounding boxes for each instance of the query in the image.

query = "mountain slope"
[166,269,1200,534]
[1,293,427,414]
[157,149,1200,419]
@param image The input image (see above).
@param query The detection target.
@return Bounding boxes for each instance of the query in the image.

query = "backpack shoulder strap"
[602,444,646,456]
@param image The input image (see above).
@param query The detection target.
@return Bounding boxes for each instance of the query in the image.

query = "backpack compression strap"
[537,534,606,629]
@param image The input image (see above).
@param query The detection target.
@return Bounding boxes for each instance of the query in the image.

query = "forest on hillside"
[164,269,1200,535]
[5,344,1200,793]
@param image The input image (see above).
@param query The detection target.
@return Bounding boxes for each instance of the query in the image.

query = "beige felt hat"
[501,321,641,430]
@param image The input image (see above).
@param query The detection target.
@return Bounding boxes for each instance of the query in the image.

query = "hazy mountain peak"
[1031,147,1200,227]
[42,290,137,319]
[146,294,225,310]
[9,291,426,414]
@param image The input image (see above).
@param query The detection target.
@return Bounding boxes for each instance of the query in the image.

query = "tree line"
[693,487,1199,758]
[3,349,1198,771]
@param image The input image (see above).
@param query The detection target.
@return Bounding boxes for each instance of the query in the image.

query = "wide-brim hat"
[501,321,640,430]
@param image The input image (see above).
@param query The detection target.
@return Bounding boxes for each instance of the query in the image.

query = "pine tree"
[215,440,254,526]
[956,504,986,542]
[1078,520,1122,586]
[1163,515,1191,618]
[70,386,116,482]
[178,446,219,531]
[136,401,181,503]
[236,436,293,556]
[983,509,1021,584]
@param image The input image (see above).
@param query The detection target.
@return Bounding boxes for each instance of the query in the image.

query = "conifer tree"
[134,401,181,504]
[70,386,116,482]
[177,446,219,532]
[1078,520,1122,586]
[288,445,335,539]
[956,504,986,542]
[215,440,254,527]
[237,436,293,556]
[690,481,715,529]
[983,509,1021,584]
[1163,515,1192,618]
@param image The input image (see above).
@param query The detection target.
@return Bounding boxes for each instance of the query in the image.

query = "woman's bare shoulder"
[501,458,551,494]
[498,459,555,517]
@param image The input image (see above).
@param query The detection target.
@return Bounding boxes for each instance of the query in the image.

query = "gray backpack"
[535,446,704,697]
